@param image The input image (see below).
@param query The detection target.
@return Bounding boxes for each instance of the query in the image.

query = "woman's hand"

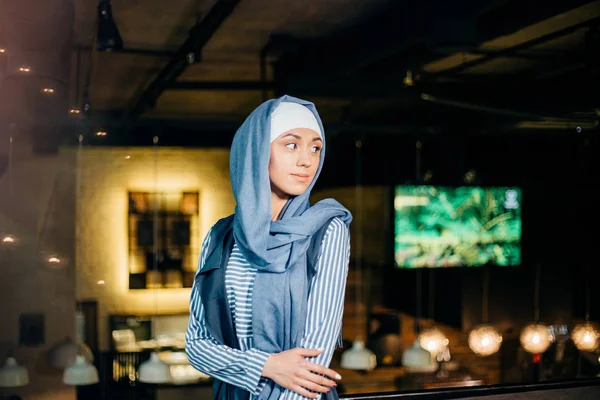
[261,348,341,399]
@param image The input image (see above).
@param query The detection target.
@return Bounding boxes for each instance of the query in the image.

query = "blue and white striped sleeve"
[185,228,271,396]
[281,217,351,400]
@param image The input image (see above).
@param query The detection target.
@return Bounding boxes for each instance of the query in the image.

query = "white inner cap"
[270,102,322,143]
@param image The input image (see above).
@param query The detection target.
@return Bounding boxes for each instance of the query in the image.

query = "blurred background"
[1,0,600,399]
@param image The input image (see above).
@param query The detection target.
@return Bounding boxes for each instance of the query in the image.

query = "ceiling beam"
[439,16,600,76]
[126,0,241,117]
[74,45,176,57]
[270,0,502,77]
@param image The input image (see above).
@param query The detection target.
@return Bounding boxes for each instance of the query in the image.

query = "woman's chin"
[281,185,309,197]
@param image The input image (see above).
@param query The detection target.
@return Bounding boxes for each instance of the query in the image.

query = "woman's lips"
[291,173,309,182]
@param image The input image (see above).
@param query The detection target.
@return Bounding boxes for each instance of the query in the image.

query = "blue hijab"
[228,95,351,399]
[229,95,352,273]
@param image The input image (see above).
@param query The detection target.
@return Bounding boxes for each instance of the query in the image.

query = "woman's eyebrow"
[280,133,301,140]
[312,137,322,142]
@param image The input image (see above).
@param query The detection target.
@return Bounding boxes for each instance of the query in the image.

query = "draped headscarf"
[229,94,352,274]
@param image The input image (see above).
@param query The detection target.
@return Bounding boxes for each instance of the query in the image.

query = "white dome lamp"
[340,340,377,371]
[340,141,376,371]
[63,355,99,386]
[139,353,172,384]
[138,137,172,384]
[61,134,100,386]
[402,339,432,369]
[47,336,94,369]
[0,357,29,388]
[468,266,503,357]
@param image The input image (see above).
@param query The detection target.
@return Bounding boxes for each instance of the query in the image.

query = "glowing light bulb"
[2,236,15,243]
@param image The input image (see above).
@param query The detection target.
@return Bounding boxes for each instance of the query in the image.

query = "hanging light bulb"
[0,357,29,388]
[468,324,503,356]
[418,326,449,357]
[63,355,99,385]
[97,0,123,51]
[520,323,553,354]
[571,322,600,352]
[2,235,15,244]
[139,353,172,383]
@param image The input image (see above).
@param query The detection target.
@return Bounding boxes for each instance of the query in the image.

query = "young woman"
[186,95,352,400]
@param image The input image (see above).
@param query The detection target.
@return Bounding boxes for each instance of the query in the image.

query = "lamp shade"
[97,0,123,51]
[468,324,503,356]
[520,323,553,354]
[418,327,449,356]
[63,355,99,386]
[46,337,94,369]
[402,339,432,368]
[0,357,29,387]
[139,352,172,383]
[340,340,377,371]
[571,322,600,352]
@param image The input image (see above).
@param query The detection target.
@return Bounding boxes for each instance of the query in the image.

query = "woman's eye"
[310,146,321,153]
[285,143,297,150]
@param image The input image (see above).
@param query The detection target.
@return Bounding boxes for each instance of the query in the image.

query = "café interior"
[1,0,600,399]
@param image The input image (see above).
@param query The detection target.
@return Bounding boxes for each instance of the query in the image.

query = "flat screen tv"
[394,185,521,268]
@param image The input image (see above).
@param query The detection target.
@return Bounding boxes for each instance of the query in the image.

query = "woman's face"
[269,128,322,197]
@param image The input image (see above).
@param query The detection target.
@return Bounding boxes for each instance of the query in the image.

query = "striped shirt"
[186,218,350,400]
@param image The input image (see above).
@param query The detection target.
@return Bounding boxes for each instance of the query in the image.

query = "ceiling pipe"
[127,0,241,117]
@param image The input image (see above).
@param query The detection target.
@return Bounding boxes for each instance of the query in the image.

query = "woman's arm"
[280,217,351,400]
[185,229,271,396]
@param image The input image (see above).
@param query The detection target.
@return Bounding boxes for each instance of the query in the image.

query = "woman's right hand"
[261,348,341,399]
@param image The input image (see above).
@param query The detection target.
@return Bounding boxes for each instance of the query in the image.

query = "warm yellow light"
[418,327,449,356]
[42,88,55,94]
[571,322,600,352]
[468,324,503,356]
[2,236,15,243]
[69,108,81,114]
[96,131,107,137]
[18,66,31,72]
[0,48,6,53]
[520,323,552,354]
[48,257,61,264]
[97,280,105,285]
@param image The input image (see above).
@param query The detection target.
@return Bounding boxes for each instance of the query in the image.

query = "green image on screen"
[394,186,521,268]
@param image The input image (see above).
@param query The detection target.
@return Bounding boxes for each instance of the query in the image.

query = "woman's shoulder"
[322,217,350,242]
[201,214,235,246]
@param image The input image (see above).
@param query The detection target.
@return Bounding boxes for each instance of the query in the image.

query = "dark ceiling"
[1,0,599,150]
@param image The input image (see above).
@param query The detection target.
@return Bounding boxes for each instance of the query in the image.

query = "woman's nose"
[297,149,312,167]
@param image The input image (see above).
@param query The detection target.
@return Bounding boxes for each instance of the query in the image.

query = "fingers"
[290,384,320,399]
[295,348,323,358]
[297,378,332,395]
[307,363,342,381]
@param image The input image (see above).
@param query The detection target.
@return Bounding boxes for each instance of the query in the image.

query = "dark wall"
[322,131,599,331]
